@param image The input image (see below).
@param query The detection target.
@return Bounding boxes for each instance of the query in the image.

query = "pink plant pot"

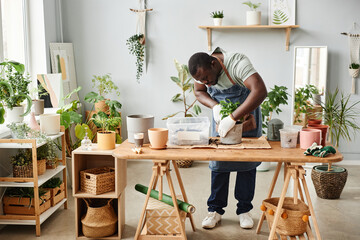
[300,128,322,149]
[307,124,329,146]
[148,128,168,149]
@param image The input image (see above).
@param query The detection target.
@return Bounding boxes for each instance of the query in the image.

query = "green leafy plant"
[321,88,360,147]
[42,177,62,189]
[6,187,48,206]
[219,99,242,121]
[272,10,289,24]
[349,63,360,69]
[91,112,121,132]
[261,85,289,133]
[6,122,31,139]
[126,34,145,82]
[0,61,32,118]
[293,84,319,124]
[243,1,261,11]
[84,74,120,105]
[162,59,202,120]
[37,140,58,167]
[29,84,49,99]
[210,10,224,18]
[11,149,32,166]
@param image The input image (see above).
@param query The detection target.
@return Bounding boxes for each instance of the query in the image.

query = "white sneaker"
[239,212,254,229]
[202,212,221,229]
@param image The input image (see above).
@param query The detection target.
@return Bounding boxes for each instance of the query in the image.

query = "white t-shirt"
[211,47,257,90]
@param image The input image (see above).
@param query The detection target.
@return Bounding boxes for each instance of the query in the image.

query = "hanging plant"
[126,34,145,82]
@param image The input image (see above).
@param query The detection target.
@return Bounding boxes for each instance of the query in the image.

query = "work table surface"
[113,139,343,163]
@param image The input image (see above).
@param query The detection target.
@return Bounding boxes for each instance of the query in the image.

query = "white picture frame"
[268,0,296,26]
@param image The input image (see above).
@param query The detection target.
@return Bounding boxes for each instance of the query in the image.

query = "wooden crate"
[45,182,66,206]
[3,191,51,215]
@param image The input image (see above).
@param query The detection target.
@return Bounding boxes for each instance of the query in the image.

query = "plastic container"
[166,117,210,145]
[279,128,299,148]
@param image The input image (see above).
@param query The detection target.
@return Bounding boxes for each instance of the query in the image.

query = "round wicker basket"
[175,160,193,168]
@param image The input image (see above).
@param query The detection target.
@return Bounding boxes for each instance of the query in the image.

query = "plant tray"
[80,167,115,195]
[3,191,51,215]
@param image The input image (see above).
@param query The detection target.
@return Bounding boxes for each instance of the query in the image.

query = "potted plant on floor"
[243,1,261,25]
[219,99,243,144]
[311,88,360,199]
[210,10,224,26]
[126,34,145,82]
[0,61,32,123]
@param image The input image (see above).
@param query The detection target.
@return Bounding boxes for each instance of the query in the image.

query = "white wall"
[56,0,360,161]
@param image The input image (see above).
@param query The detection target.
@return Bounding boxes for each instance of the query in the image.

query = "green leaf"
[84,91,104,103]
[75,123,93,140]
[171,94,182,102]
[7,61,25,74]
[64,86,81,100]
[0,103,5,124]
[170,76,182,88]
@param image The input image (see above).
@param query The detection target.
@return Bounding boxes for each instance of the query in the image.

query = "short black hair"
[188,52,215,77]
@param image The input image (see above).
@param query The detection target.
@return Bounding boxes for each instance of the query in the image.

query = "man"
[188,47,267,229]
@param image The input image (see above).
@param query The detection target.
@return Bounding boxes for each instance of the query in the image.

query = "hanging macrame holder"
[341,23,360,94]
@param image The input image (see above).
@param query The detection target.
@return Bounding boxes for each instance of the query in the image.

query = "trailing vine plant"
[126,34,145,82]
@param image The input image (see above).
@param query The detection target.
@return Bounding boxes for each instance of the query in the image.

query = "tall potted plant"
[0,61,32,123]
[311,88,360,199]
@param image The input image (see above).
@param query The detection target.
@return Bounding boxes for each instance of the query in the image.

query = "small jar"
[81,132,92,150]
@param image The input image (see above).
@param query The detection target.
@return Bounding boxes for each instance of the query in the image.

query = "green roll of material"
[135,184,196,213]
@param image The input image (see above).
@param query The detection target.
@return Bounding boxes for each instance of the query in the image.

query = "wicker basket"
[80,167,115,195]
[262,197,310,236]
[12,159,46,178]
[81,198,117,238]
[175,160,193,168]
[311,165,348,199]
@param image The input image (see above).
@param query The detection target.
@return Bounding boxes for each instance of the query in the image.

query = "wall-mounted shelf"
[198,25,300,51]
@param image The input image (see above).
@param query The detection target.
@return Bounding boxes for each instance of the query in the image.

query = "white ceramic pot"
[213,18,223,26]
[6,106,25,123]
[40,114,60,135]
[246,11,261,25]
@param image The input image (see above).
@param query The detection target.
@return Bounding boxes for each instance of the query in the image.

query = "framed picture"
[269,0,296,26]
[37,74,64,108]
[49,43,79,104]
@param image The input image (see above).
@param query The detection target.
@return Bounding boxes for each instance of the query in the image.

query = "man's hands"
[212,104,222,124]
[218,115,236,137]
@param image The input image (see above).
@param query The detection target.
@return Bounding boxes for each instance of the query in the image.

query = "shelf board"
[0,166,66,187]
[73,190,117,199]
[0,132,64,149]
[198,24,300,51]
[0,198,67,225]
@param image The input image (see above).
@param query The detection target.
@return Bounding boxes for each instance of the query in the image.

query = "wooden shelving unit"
[0,128,67,236]
[198,25,300,51]
[72,145,126,239]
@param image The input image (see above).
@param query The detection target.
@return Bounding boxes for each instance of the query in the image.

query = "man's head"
[188,52,220,86]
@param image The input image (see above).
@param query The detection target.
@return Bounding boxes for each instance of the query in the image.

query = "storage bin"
[80,167,115,195]
[166,117,210,145]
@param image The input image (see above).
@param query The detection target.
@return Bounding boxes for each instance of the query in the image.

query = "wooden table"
[113,139,343,240]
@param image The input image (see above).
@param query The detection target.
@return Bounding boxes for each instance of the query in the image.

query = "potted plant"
[30,84,48,116]
[84,74,121,113]
[6,122,32,139]
[210,10,224,26]
[311,88,360,199]
[91,111,122,150]
[43,177,65,206]
[293,84,319,126]
[349,63,359,94]
[243,1,261,25]
[11,149,46,177]
[0,61,32,123]
[126,34,145,82]
[37,141,58,169]
[219,99,243,144]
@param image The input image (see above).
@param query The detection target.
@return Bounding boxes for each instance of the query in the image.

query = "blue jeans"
[207,169,256,215]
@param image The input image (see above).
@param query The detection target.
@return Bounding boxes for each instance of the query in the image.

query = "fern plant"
[126,34,145,82]
[272,10,289,24]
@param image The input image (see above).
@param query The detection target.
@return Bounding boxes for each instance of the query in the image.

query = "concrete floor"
[0,161,359,240]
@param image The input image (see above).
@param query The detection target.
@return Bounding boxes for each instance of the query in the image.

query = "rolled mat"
[135,184,196,213]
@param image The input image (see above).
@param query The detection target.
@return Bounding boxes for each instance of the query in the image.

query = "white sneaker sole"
[202,220,221,229]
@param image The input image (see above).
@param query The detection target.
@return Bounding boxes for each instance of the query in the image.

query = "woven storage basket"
[262,197,310,236]
[81,199,117,238]
[176,160,193,168]
[80,167,115,195]
[12,159,46,178]
[311,165,348,199]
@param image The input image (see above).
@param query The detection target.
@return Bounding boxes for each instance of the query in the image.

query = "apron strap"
[212,55,236,85]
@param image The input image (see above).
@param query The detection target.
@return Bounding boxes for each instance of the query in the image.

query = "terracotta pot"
[32,99,44,116]
[148,128,168,149]
[97,131,116,150]
[95,99,109,113]
[300,128,322,149]
[220,123,243,144]
[307,124,329,146]
[307,119,322,125]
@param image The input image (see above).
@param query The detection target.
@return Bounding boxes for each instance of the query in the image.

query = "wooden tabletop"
[113,140,343,163]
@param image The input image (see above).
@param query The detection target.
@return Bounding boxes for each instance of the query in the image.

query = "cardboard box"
[145,197,186,235]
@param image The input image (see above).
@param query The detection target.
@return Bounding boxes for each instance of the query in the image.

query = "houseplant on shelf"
[243,1,261,25]
[210,10,224,26]
[311,88,360,199]
[30,84,48,116]
[11,149,46,177]
[219,99,243,144]
[126,34,145,83]
[349,63,359,94]
[163,59,202,168]
[0,61,32,123]
[37,140,59,169]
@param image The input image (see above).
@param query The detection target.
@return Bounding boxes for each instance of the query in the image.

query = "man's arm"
[194,82,218,109]
[231,72,267,120]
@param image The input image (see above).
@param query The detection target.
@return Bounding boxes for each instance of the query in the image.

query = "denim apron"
[207,77,262,172]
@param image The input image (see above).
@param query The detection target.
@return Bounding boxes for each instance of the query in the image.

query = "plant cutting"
[293,84,319,125]
[210,10,224,26]
[126,33,145,82]
[219,99,243,144]
[0,61,32,123]
[162,59,201,120]
[243,1,261,25]
[91,112,122,150]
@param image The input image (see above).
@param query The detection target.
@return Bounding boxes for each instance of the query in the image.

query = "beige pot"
[40,114,60,135]
[220,123,243,144]
[97,131,116,150]
[246,11,261,25]
[95,99,109,113]
[32,99,44,116]
[148,128,168,149]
